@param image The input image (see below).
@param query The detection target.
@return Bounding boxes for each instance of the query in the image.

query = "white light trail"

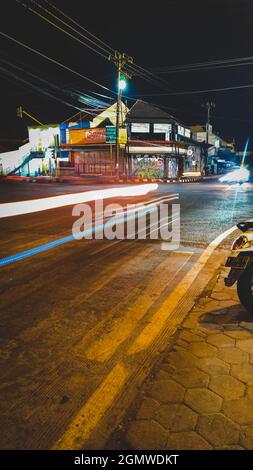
[0,184,158,219]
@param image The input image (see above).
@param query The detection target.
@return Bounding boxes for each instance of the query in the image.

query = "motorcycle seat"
[237,221,253,232]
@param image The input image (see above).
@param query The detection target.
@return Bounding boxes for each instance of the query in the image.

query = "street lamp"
[109,52,133,178]
[119,73,127,91]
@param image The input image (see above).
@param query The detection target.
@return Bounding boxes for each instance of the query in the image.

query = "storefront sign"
[68,128,106,144]
[106,126,116,142]
[106,126,127,144]
[177,125,191,138]
[153,123,172,133]
[131,123,150,133]
[177,125,185,136]
[119,128,127,144]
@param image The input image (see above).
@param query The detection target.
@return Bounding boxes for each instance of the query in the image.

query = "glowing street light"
[119,73,127,90]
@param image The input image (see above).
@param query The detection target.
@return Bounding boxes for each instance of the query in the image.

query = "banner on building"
[67,128,106,145]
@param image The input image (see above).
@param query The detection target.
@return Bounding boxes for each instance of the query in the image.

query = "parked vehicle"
[225,221,253,313]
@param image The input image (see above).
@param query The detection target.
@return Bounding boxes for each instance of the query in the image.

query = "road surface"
[0,181,253,449]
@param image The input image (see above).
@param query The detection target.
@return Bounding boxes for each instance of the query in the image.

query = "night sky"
[1,0,253,149]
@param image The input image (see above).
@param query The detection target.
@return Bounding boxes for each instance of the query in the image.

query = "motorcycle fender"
[225,269,241,287]
[225,257,253,287]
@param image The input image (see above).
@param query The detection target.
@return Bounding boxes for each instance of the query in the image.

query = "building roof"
[127,100,176,123]
[90,101,128,128]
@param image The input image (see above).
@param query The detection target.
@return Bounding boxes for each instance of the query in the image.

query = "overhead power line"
[16,0,110,60]
[2,50,115,105]
[0,65,88,111]
[40,0,171,90]
[0,56,105,107]
[153,55,253,74]
[147,100,253,124]
[16,0,173,92]
[60,106,108,125]
[42,0,114,53]
[154,61,253,74]
[0,31,116,95]
[132,82,253,97]
[125,62,171,91]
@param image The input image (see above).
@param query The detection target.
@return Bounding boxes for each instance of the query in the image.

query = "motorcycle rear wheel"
[237,264,253,314]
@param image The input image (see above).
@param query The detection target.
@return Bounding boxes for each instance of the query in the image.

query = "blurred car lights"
[219,167,249,184]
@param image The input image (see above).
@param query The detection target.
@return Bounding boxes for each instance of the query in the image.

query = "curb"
[80,250,227,449]
[107,251,228,450]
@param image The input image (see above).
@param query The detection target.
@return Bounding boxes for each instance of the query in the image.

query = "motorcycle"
[225,221,253,313]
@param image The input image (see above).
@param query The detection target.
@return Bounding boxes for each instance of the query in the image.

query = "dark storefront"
[126,100,204,180]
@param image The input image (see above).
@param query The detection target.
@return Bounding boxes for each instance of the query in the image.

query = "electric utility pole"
[109,51,133,177]
[202,100,215,174]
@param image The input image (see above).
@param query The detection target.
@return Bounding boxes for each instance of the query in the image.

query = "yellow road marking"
[128,225,236,355]
[85,253,191,362]
[53,224,237,449]
[53,363,128,450]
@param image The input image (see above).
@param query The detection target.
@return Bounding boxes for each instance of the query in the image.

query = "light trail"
[242,137,250,167]
[0,189,178,268]
[229,137,250,222]
[0,207,157,267]
[0,184,158,219]
[0,194,179,267]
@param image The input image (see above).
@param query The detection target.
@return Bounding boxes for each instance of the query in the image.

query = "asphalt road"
[0,181,253,449]
[0,181,118,203]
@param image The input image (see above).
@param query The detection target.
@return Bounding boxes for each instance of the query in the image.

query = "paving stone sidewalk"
[124,266,253,450]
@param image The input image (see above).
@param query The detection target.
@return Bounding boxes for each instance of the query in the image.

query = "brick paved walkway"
[124,267,253,450]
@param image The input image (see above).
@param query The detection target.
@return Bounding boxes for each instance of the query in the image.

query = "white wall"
[0,142,32,175]
[28,125,60,152]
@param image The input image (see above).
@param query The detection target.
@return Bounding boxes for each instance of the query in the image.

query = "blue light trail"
[0,207,158,268]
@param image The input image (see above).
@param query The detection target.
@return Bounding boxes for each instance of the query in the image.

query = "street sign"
[106,126,127,145]
[119,128,127,145]
[106,126,117,143]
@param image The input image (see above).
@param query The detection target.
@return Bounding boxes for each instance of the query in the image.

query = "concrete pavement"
[115,264,253,450]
